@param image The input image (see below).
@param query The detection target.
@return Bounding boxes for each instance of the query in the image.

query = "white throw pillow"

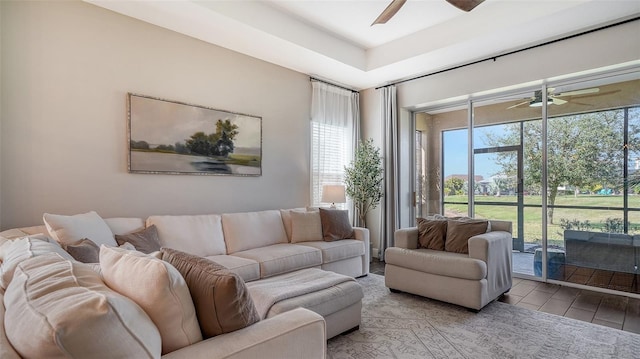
[43,211,116,247]
[100,246,202,354]
[290,211,323,243]
[104,217,146,235]
[4,253,161,358]
[146,214,226,256]
[0,236,73,290]
[279,208,307,242]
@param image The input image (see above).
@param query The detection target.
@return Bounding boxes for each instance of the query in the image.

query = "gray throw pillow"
[115,225,161,254]
[319,208,354,241]
[160,248,260,339]
[65,238,100,263]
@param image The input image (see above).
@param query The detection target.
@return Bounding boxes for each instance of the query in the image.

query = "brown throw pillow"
[65,238,100,263]
[417,218,447,250]
[115,225,161,254]
[319,208,354,241]
[445,219,489,254]
[160,248,260,339]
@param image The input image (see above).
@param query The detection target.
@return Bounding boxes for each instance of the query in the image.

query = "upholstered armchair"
[384,219,513,310]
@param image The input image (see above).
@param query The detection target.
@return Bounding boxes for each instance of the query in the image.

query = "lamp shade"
[321,185,346,204]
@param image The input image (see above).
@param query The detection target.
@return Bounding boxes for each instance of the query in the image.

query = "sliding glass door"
[415,70,640,294]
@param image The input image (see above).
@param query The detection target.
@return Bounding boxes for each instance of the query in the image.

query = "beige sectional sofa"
[385,219,512,310]
[0,208,369,358]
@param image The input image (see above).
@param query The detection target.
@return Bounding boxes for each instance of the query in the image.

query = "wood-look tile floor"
[369,258,640,335]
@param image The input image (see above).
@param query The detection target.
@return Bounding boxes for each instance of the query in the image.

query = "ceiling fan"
[372,0,485,26]
[506,87,602,109]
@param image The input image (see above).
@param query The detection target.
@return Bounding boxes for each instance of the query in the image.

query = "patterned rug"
[327,274,640,359]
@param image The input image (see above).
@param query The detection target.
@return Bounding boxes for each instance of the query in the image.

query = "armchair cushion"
[385,247,487,280]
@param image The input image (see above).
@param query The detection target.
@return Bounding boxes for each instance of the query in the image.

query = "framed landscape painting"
[127,93,262,176]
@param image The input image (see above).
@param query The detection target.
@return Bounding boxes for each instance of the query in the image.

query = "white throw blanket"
[247,268,355,319]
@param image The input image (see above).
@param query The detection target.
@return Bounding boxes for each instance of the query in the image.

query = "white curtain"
[310,81,360,219]
[379,85,399,261]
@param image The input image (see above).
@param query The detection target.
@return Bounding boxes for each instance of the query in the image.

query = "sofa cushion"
[4,253,161,358]
[204,254,261,282]
[267,280,363,318]
[222,210,288,253]
[385,247,487,280]
[161,248,260,339]
[232,244,322,278]
[0,292,20,359]
[100,246,202,354]
[104,217,146,235]
[0,236,73,290]
[445,219,488,254]
[115,225,161,254]
[65,238,100,263]
[43,211,117,247]
[147,214,226,256]
[298,240,365,264]
[290,211,323,243]
[319,208,354,241]
[280,208,308,241]
[417,217,447,251]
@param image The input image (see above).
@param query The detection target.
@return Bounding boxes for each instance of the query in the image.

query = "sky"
[443,127,506,180]
[129,95,261,149]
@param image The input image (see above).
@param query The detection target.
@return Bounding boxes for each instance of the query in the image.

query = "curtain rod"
[375,15,640,90]
[310,77,359,93]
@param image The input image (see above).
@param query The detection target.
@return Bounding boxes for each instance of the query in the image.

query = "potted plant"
[344,138,384,228]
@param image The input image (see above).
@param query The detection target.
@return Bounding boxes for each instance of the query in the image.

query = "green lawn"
[442,194,640,247]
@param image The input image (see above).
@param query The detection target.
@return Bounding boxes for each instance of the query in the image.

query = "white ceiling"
[86,0,640,90]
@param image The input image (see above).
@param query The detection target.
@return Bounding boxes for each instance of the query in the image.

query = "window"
[310,81,359,208]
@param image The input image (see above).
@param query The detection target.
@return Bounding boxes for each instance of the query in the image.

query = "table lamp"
[321,185,346,209]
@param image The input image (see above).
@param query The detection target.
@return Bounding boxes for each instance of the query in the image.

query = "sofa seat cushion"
[385,247,487,280]
[297,240,365,264]
[267,280,363,318]
[204,254,261,282]
[4,253,161,358]
[147,214,226,257]
[232,244,322,278]
[222,210,288,253]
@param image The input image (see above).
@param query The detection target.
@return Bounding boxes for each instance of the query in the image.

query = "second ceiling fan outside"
[372,0,485,26]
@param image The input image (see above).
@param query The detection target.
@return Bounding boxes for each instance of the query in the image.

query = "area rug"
[327,274,640,359]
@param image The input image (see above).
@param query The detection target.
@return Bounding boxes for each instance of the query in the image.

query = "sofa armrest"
[394,227,419,249]
[162,308,326,359]
[468,231,512,297]
[354,227,370,274]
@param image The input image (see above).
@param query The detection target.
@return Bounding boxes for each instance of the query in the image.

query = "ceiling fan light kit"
[371,0,485,26]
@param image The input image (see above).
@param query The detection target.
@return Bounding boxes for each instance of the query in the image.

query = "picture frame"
[127,93,262,176]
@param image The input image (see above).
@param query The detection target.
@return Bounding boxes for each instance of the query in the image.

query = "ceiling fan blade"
[507,100,530,109]
[445,0,485,12]
[555,87,599,97]
[551,97,567,105]
[371,0,407,26]
[571,89,621,99]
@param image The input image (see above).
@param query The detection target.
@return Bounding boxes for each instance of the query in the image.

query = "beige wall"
[0,1,311,229]
[361,20,640,253]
